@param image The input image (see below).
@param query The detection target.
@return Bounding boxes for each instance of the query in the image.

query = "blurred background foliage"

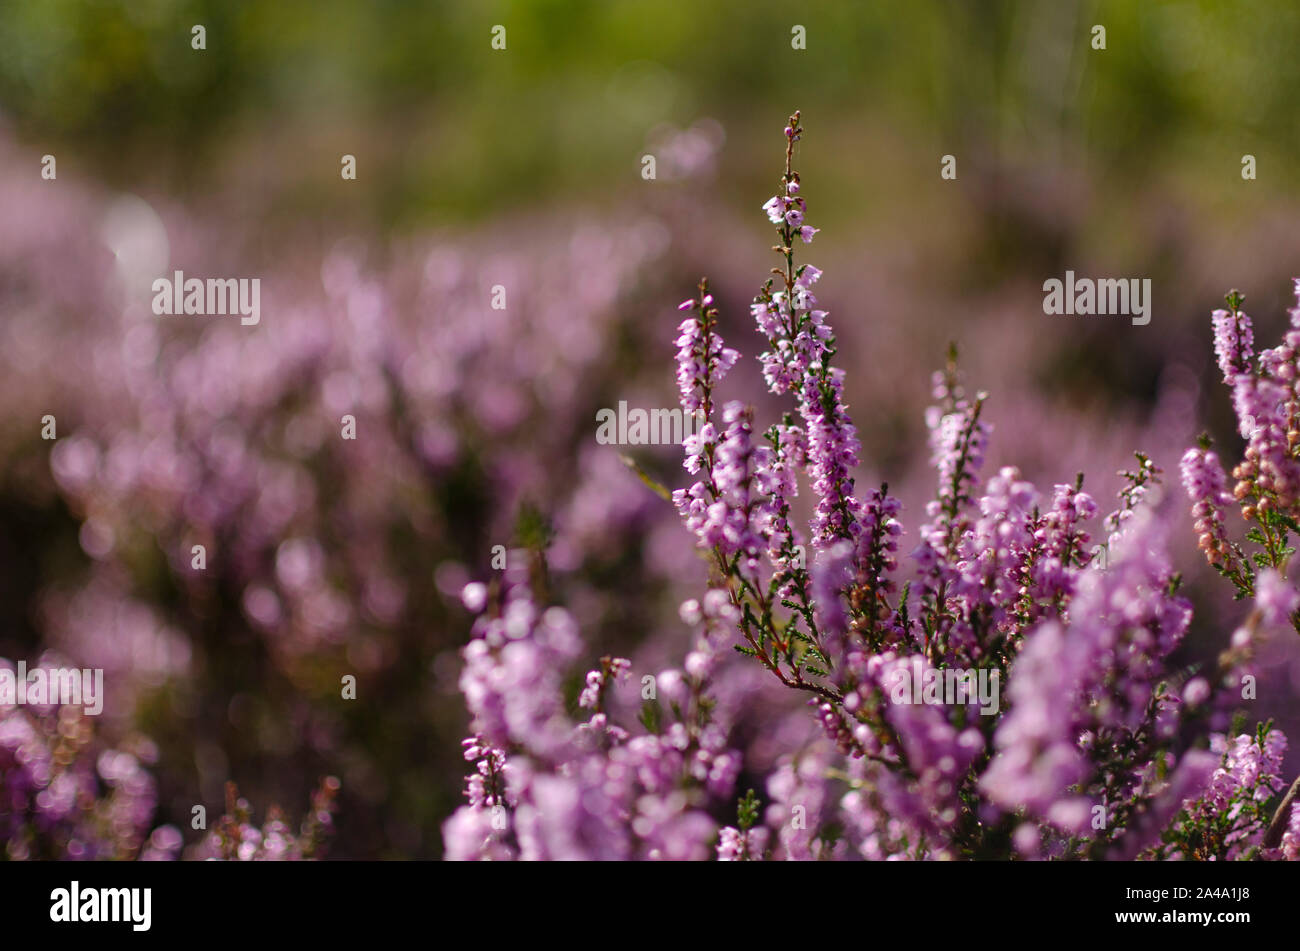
[7,0,1300,407]
[5,0,1300,222]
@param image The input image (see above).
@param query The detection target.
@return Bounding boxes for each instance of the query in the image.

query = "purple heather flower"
[810,539,854,647]
[1255,569,1299,627]
[460,582,488,613]
[1231,373,1300,509]
[1233,374,1286,440]
[795,265,822,288]
[717,824,769,860]
[674,297,739,418]
[578,657,631,711]
[1182,676,1211,707]
[766,749,841,860]
[1180,446,1237,570]
[1211,307,1254,383]
[675,402,774,565]
[1279,801,1300,860]
[954,466,1038,631]
[800,370,865,545]
[1156,729,1291,860]
[1030,483,1096,607]
[1112,749,1222,860]
[982,511,1189,833]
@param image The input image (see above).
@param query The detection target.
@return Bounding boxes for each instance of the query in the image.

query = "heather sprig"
[1103,451,1161,550]
[203,776,340,861]
[755,111,870,550]
[1212,291,1254,383]
[444,557,743,860]
[675,278,738,426]
[1182,288,1300,634]
[1147,724,1288,860]
[913,346,992,661]
[578,656,632,715]
[1182,437,1249,591]
[717,788,768,861]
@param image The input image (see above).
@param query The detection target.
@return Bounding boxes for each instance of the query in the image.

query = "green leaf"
[1277,512,1300,536]
[737,789,760,831]
[618,454,673,503]
[638,701,661,735]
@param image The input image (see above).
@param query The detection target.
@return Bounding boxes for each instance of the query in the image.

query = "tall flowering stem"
[755,112,867,549]
[913,345,991,662]
[674,274,839,702]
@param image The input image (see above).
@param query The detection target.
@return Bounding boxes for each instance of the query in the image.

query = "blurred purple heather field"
[3,1,1300,860]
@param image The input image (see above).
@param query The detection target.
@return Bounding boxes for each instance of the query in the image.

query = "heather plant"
[445,112,1300,861]
[0,655,170,860]
[198,777,340,861]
